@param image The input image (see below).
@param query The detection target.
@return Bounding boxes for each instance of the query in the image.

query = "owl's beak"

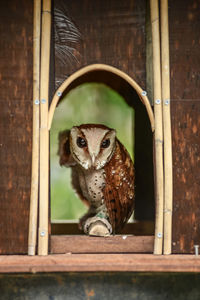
[91,154,96,165]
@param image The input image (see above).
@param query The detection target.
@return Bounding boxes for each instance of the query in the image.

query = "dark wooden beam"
[51,221,155,235]
[1,254,200,273]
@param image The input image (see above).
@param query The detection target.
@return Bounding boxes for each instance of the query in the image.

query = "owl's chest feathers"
[77,167,106,208]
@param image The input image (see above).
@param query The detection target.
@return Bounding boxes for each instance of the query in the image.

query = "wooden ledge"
[0,254,200,273]
[51,235,154,254]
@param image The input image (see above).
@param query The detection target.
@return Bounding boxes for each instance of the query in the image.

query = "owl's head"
[69,124,116,170]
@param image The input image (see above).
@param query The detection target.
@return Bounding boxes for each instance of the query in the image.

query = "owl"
[58,124,135,236]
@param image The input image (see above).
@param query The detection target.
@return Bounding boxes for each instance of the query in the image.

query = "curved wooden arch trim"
[48,64,155,131]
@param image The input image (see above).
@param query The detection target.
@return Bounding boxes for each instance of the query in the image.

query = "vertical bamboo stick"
[28,0,41,256]
[38,0,51,255]
[161,0,173,255]
[150,0,164,255]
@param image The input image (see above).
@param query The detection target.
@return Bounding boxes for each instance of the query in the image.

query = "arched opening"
[51,83,134,220]
[49,64,155,235]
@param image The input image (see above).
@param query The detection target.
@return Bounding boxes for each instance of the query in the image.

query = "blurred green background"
[50,83,134,220]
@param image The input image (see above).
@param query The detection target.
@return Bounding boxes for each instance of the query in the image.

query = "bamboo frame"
[161,0,173,255]
[38,0,51,255]
[150,0,164,255]
[29,0,173,257]
[28,0,41,256]
[48,64,155,132]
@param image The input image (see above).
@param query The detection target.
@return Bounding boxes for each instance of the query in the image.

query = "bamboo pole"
[161,0,173,255]
[150,0,164,255]
[28,0,41,256]
[38,0,51,255]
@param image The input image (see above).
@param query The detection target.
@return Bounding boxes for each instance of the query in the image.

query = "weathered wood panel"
[169,0,200,253]
[51,235,154,254]
[0,0,33,254]
[171,101,200,253]
[54,0,146,88]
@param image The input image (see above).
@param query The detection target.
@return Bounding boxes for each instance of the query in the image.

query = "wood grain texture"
[0,254,200,273]
[0,0,33,254]
[169,0,200,253]
[171,101,200,253]
[50,235,154,254]
[54,0,146,88]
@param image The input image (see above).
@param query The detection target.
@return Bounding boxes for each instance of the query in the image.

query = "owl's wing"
[103,140,135,233]
[58,129,76,167]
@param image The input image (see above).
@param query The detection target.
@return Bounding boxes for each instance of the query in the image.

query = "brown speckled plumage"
[103,140,135,233]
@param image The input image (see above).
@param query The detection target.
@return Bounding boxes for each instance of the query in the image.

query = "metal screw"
[157,232,162,238]
[141,90,147,96]
[155,99,161,105]
[165,99,170,105]
[57,91,62,97]
[194,245,199,256]
[41,99,46,104]
[40,231,46,237]
[34,99,40,105]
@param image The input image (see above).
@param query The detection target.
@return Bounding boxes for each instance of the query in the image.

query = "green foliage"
[50,83,134,220]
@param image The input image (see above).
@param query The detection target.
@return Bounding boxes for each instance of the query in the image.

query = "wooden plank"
[0,254,200,273]
[171,101,200,253]
[0,0,33,254]
[51,221,155,235]
[169,0,200,253]
[50,235,154,254]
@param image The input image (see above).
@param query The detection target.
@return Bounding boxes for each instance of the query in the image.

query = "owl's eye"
[76,137,87,148]
[101,139,110,148]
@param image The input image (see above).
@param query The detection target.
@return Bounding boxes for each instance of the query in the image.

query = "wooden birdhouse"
[0,0,200,275]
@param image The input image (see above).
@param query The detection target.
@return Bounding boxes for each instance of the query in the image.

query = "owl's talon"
[84,217,112,236]
[89,221,110,236]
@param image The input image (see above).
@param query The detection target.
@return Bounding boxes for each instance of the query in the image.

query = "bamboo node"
[164,209,172,214]
[42,10,51,14]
